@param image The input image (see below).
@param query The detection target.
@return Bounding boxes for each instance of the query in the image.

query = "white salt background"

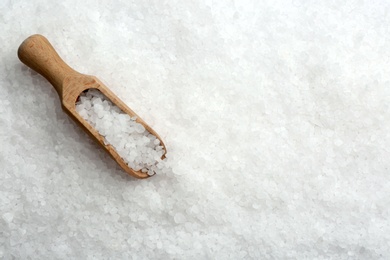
[1,0,390,259]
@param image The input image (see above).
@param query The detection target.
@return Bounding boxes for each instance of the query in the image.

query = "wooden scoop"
[18,34,166,179]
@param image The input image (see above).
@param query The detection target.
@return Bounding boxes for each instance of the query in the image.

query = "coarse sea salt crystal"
[174,213,186,224]
[2,212,13,223]
[75,89,168,175]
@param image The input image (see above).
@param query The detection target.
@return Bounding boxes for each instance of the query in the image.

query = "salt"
[4,1,390,259]
[2,213,13,223]
[75,89,168,175]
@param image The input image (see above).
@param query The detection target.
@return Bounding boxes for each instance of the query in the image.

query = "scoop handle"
[18,34,78,97]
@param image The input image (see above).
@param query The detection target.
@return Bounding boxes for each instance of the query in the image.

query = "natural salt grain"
[75,89,168,175]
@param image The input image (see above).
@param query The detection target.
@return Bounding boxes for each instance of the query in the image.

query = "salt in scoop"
[18,34,166,179]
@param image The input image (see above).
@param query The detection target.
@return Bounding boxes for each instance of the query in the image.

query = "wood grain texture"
[18,34,166,179]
